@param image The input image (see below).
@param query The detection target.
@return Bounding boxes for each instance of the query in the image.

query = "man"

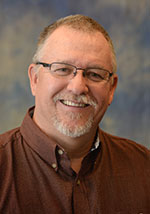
[0,14,150,214]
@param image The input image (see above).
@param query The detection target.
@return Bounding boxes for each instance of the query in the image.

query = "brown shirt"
[0,107,150,214]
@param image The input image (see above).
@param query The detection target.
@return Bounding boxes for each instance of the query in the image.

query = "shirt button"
[52,163,57,169]
[77,179,80,185]
[58,149,63,155]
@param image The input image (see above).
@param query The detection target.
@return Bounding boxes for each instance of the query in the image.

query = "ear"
[108,73,118,105]
[28,64,39,96]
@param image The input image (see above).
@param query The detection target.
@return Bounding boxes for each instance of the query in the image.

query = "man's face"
[28,26,117,138]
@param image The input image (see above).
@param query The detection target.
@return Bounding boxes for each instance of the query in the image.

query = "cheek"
[96,96,108,112]
[92,85,111,112]
[92,84,110,102]
[35,76,67,104]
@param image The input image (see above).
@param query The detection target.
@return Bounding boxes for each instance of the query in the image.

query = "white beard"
[52,93,97,138]
[52,111,94,138]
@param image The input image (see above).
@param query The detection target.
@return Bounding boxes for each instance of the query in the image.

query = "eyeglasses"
[36,62,113,82]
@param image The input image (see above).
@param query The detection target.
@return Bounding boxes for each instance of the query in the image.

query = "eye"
[55,67,69,73]
[52,64,73,76]
[87,70,104,82]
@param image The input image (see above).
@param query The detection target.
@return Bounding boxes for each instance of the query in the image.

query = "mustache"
[53,93,97,107]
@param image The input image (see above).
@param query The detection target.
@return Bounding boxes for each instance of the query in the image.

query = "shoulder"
[99,129,150,161]
[0,127,21,149]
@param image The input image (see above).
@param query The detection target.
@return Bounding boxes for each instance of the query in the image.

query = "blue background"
[0,0,150,148]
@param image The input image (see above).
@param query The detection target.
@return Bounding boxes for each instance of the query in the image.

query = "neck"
[70,157,84,173]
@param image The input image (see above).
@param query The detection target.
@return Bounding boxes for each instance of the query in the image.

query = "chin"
[53,115,94,138]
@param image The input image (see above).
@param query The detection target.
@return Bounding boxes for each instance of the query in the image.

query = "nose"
[66,70,89,95]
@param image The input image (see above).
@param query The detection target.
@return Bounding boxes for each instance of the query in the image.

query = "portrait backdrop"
[0,0,150,148]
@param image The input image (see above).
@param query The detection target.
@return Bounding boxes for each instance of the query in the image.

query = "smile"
[60,100,89,108]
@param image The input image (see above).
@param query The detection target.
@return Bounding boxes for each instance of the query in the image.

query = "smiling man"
[0,15,150,213]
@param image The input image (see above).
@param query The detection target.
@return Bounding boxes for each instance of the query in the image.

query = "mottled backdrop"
[0,0,150,148]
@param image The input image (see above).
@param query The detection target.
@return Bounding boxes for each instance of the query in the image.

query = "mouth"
[60,100,89,108]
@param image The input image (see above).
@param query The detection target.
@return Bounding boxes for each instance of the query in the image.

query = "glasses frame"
[36,61,113,82]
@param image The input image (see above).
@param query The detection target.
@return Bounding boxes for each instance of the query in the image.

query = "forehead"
[44,26,110,49]
[40,26,112,69]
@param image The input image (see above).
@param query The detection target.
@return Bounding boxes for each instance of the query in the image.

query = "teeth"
[61,100,87,107]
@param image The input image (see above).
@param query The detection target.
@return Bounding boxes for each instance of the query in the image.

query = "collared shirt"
[0,107,150,214]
